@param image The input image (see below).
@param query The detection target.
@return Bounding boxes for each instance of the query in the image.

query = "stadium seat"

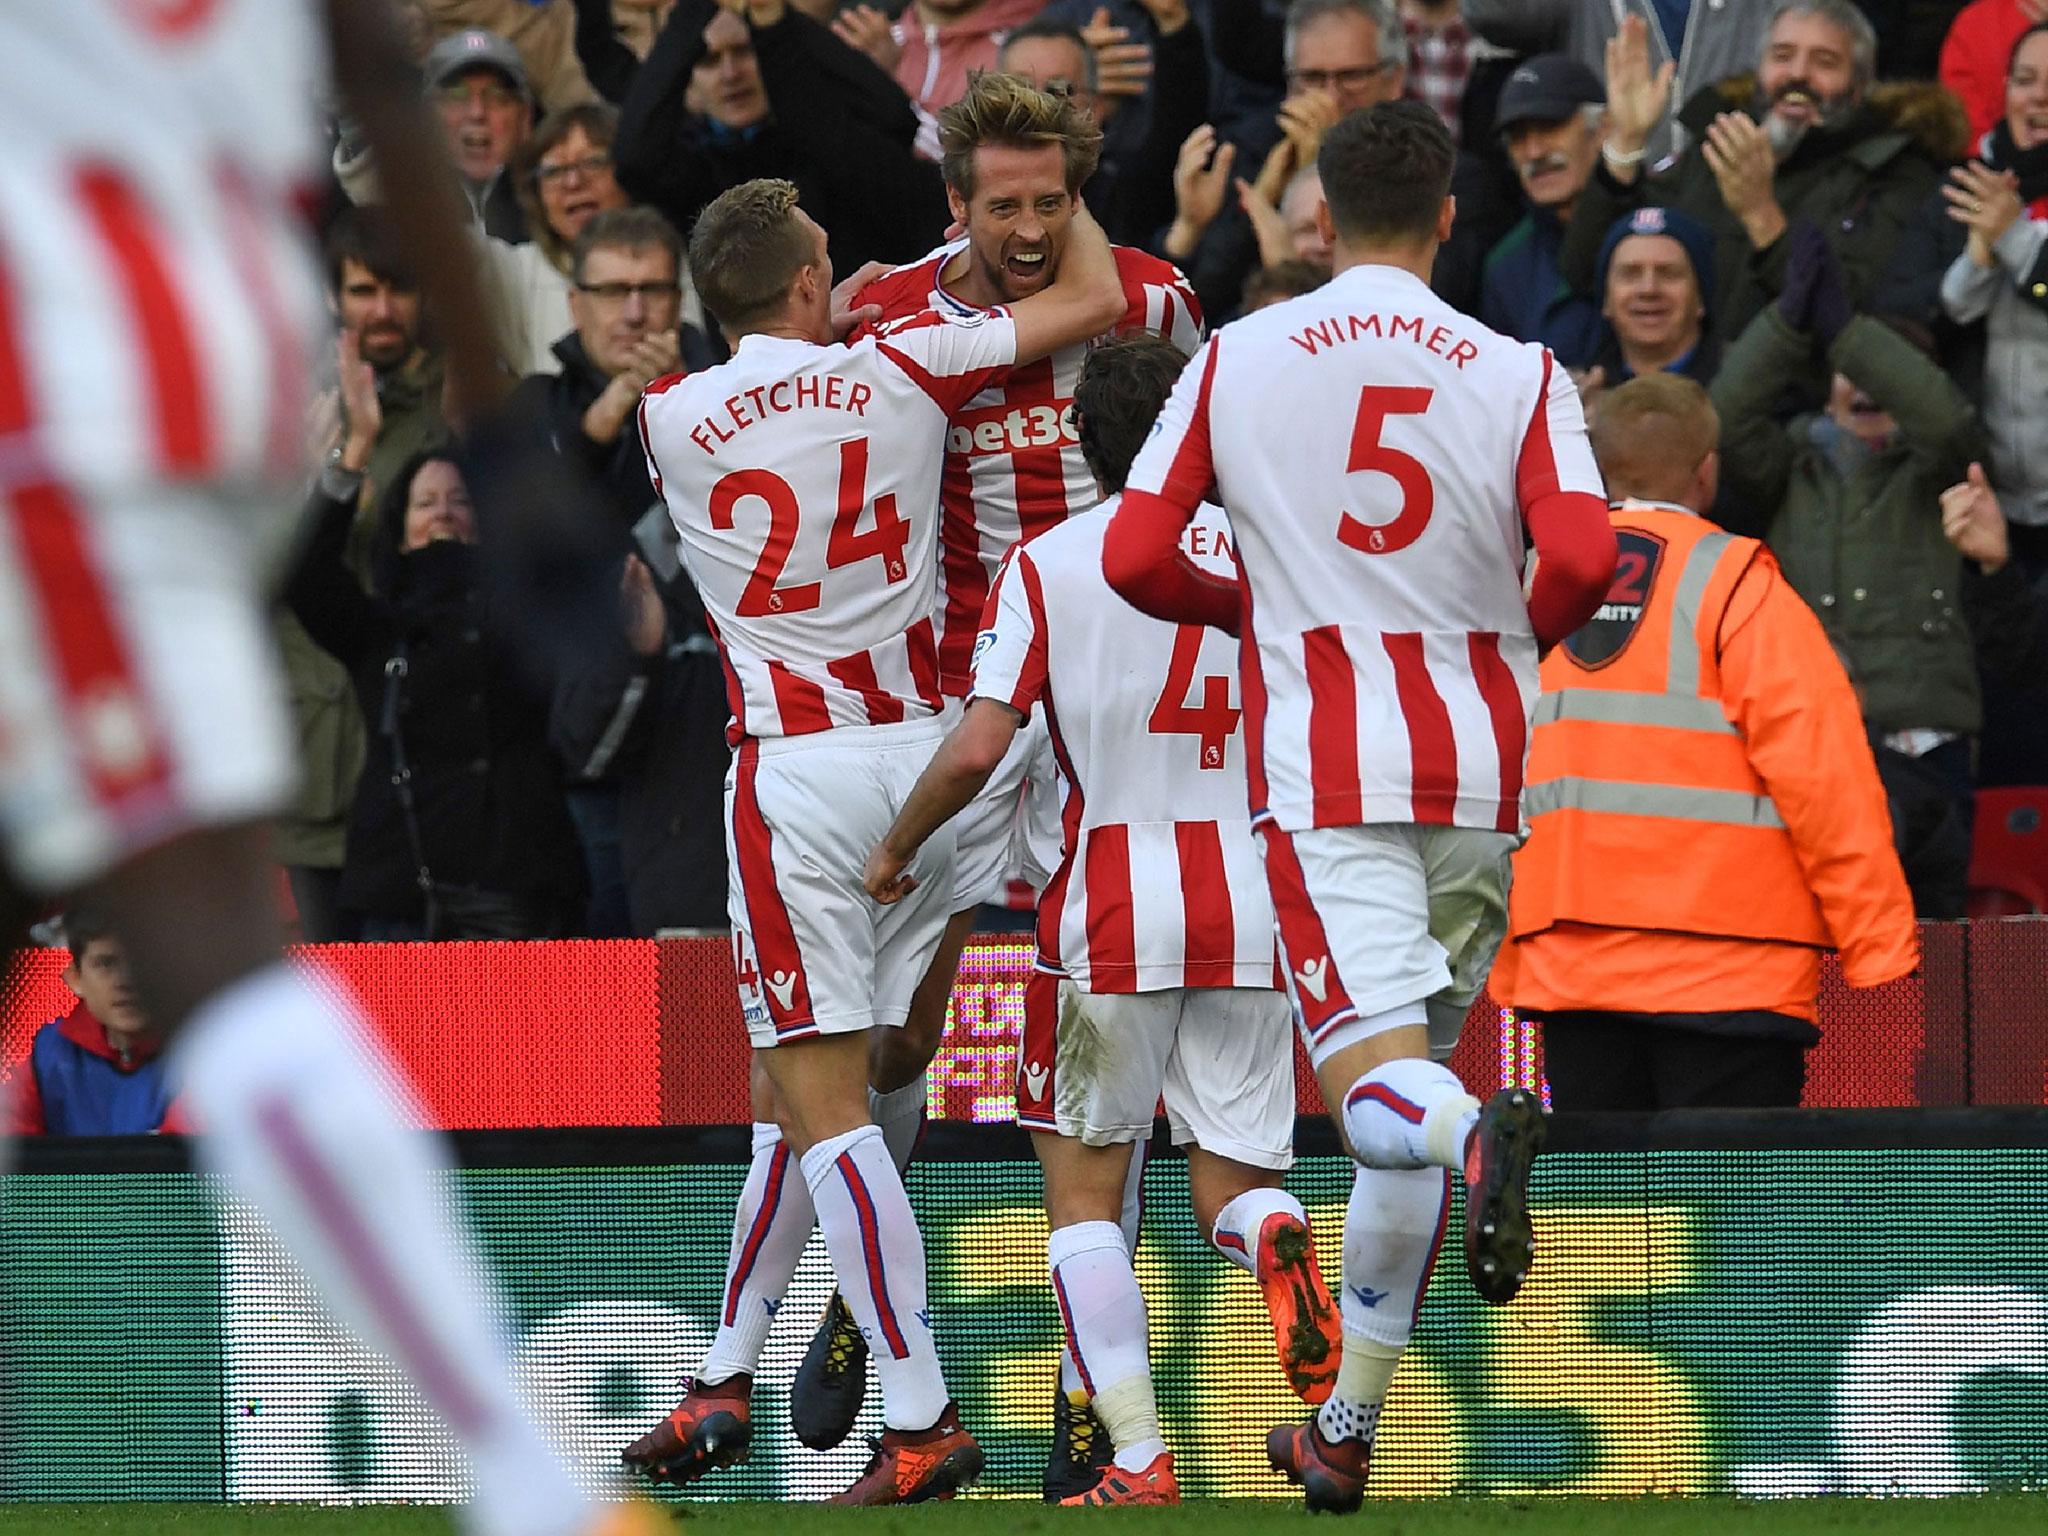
[1967,787,2048,916]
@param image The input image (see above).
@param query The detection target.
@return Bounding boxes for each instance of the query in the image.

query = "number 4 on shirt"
[1149,624,1239,769]
[709,437,911,616]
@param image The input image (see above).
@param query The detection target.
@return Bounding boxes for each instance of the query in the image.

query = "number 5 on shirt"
[709,437,911,616]
[1338,384,1435,556]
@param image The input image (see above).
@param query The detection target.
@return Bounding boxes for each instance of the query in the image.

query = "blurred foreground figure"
[0,4,659,1533]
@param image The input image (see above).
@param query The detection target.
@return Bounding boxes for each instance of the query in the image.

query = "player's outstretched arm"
[864,701,1023,904]
[1007,204,1127,367]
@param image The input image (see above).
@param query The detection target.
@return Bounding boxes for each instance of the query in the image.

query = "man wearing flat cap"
[1479,53,1610,368]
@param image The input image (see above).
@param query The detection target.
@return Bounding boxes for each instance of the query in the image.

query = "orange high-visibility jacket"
[1498,501,1918,1014]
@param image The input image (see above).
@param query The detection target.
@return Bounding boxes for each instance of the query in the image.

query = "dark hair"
[998,19,1099,92]
[369,442,465,594]
[2011,21,2048,74]
[59,903,117,961]
[1073,334,1191,494]
[322,204,417,295]
[572,205,683,286]
[688,178,815,334]
[1241,259,1331,310]
[1318,100,1455,246]
[513,101,621,266]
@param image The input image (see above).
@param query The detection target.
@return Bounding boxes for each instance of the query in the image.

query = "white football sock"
[1316,1164,1450,1448]
[1338,1165,1451,1347]
[1315,1337,1402,1447]
[1048,1220,1163,1472]
[869,1071,928,1173]
[1340,1058,1480,1172]
[1210,1185,1307,1276]
[700,1122,814,1385]
[173,962,588,1536]
[1055,1139,1148,1398]
[801,1124,948,1432]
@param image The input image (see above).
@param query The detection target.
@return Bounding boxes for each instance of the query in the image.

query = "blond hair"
[687,178,813,333]
[937,72,1102,200]
[1590,373,1720,506]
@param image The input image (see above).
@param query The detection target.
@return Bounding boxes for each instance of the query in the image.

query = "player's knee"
[1036,1134,1133,1229]
[1186,1151,1281,1233]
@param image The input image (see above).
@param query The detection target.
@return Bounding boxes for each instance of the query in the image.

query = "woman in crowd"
[1886,22,2048,783]
[475,100,707,375]
[286,435,586,941]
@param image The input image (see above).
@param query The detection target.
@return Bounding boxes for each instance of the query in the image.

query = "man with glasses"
[506,207,717,537]
[512,205,723,939]
[425,27,536,243]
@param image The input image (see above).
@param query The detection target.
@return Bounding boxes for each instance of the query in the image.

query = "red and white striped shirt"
[973,501,1276,994]
[0,0,327,497]
[854,242,1203,694]
[639,317,1017,744]
[1121,263,1606,836]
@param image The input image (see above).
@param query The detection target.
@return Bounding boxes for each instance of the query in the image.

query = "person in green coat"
[1711,222,1987,918]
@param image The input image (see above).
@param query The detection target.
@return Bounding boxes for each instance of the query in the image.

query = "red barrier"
[3,923,2039,1129]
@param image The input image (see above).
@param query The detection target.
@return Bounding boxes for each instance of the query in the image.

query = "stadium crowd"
[268,0,2048,942]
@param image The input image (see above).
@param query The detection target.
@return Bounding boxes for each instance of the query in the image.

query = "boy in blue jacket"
[9,907,173,1136]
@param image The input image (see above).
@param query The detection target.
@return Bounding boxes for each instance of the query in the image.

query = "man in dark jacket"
[503,206,729,935]
[1561,2,1948,353]
[502,207,719,540]
[1480,53,1611,368]
[615,0,947,274]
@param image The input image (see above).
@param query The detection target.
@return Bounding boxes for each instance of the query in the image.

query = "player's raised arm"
[1006,200,1126,366]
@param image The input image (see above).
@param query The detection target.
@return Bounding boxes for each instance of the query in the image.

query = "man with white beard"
[1556,4,1947,354]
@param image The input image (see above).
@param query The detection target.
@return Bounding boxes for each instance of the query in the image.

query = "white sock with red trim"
[700,1122,815,1386]
[1315,1165,1451,1447]
[1210,1186,1306,1276]
[801,1124,948,1432]
[1339,1057,1480,1172]
[173,962,588,1536]
[868,1071,928,1173]
[1058,1139,1147,1393]
[1047,1220,1164,1474]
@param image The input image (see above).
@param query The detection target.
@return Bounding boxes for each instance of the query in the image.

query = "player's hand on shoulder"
[832,261,893,339]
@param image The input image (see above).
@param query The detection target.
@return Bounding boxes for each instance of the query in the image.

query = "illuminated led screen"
[6,1130,2045,1503]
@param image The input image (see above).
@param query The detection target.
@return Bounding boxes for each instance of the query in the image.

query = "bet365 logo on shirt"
[947,401,1079,456]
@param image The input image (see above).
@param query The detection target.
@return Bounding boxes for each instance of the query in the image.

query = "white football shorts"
[1259,821,1516,1070]
[948,697,1054,909]
[725,716,957,1049]
[1015,970,1296,1170]
[0,480,297,894]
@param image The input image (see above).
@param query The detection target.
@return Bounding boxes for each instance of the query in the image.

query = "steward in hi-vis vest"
[1492,375,1917,1110]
